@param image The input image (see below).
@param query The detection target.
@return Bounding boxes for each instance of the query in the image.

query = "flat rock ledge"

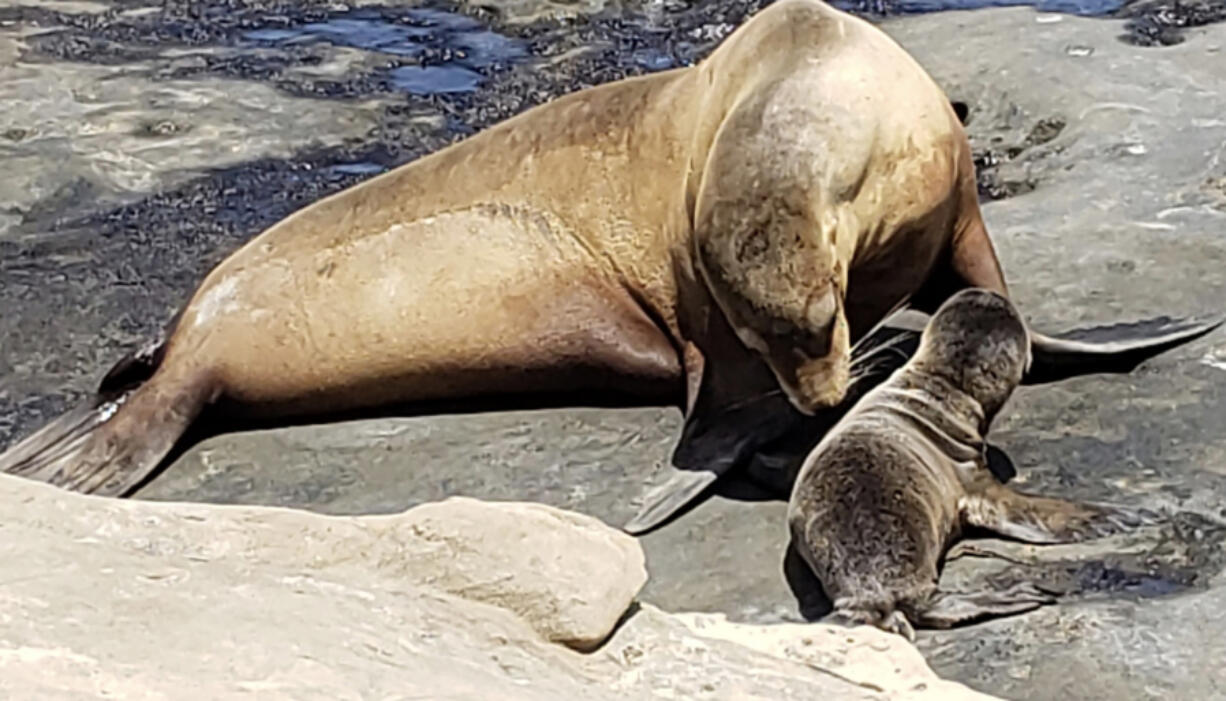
[0,474,993,700]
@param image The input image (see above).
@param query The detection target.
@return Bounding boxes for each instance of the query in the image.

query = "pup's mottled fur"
[788,289,1149,639]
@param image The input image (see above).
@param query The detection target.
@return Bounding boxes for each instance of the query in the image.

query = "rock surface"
[0,31,382,239]
[0,473,992,700]
[391,496,647,650]
[888,10,1226,700]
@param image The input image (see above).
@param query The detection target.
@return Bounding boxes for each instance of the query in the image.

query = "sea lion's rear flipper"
[934,208,1223,384]
[907,583,1055,629]
[960,483,1160,544]
[1025,316,1224,384]
[0,344,210,496]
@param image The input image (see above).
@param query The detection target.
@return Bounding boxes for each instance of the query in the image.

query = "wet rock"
[446,0,625,25]
[833,0,1226,45]
[1118,0,1226,46]
[0,30,384,239]
[0,473,992,699]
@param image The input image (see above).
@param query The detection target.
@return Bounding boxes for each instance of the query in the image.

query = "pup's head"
[914,288,1030,417]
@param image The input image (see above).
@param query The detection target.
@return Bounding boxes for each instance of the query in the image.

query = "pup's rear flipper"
[0,342,210,496]
[909,582,1055,629]
[1026,315,1223,384]
[962,481,1159,544]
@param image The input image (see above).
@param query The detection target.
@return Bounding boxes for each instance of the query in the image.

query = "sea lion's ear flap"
[951,101,969,125]
[984,443,1018,483]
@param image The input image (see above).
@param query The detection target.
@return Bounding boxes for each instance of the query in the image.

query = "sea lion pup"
[0,0,1216,513]
[788,288,1150,640]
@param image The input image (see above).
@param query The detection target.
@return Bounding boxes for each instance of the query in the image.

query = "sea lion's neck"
[870,368,987,461]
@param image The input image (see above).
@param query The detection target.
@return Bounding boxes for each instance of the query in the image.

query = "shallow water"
[241,7,527,95]
[835,0,1123,15]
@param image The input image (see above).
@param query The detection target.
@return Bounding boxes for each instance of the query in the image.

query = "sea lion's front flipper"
[960,483,1160,544]
[624,470,721,535]
[908,583,1055,630]
[626,315,933,534]
[1025,316,1224,384]
[623,324,805,535]
[624,387,803,535]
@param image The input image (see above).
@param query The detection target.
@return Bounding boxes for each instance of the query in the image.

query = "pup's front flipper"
[961,483,1160,544]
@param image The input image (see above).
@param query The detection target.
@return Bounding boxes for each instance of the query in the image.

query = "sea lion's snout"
[787,283,851,412]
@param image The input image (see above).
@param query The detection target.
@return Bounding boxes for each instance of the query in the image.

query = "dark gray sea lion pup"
[788,289,1151,640]
[0,0,1217,525]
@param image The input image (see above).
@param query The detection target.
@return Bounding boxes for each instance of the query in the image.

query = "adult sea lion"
[0,0,1216,523]
[787,288,1152,640]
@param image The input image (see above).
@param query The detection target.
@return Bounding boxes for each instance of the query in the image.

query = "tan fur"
[166,0,974,417]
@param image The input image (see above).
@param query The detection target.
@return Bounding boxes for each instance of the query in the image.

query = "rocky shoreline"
[1,475,996,699]
[3,1,1226,698]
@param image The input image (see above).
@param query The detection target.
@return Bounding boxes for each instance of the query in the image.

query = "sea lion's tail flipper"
[0,342,209,496]
[1026,315,1224,385]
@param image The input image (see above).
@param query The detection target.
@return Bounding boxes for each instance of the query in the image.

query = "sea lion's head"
[914,288,1030,417]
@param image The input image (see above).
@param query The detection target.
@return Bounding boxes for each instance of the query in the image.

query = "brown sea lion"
[0,0,1216,524]
[787,288,1153,640]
